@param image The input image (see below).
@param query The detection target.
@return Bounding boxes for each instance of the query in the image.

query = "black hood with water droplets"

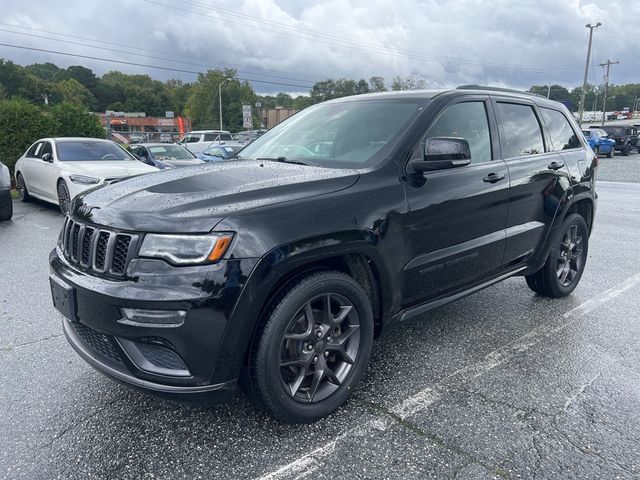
[71,160,359,232]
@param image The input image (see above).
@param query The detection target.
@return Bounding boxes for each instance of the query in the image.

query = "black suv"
[593,125,639,155]
[50,87,597,423]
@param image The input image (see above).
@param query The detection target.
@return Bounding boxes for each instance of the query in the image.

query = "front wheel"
[246,271,374,423]
[623,144,630,156]
[525,213,589,298]
[607,148,614,158]
[57,180,71,215]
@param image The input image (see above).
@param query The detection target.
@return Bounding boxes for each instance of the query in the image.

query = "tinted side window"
[496,103,544,158]
[423,101,492,164]
[540,108,580,151]
[219,133,232,141]
[27,142,42,158]
[40,141,53,158]
[203,134,220,141]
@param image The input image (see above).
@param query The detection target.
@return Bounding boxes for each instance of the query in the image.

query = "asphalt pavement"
[1,162,640,479]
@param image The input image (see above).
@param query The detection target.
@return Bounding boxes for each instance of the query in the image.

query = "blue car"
[197,145,243,162]
[582,129,615,158]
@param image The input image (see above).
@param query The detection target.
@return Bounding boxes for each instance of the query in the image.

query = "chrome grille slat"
[61,216,137,277]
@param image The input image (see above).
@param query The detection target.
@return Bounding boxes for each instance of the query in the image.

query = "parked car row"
[7,137,226,217]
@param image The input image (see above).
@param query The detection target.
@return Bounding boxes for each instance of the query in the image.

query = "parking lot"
[1,157,640,479]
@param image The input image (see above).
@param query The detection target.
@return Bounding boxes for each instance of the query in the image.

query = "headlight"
[69,175,100,185]
[138,233,233,265]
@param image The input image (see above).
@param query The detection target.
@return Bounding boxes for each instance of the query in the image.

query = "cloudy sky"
[0,0,637,94]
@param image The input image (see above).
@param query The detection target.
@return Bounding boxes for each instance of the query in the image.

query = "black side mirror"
[409,137,471,173]
[42,153,53,162]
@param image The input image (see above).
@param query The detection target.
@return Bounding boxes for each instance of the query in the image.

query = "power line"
[0,22,323,83]
[0,27,317,84]
[148,0,581,72]
[0,43,315,89]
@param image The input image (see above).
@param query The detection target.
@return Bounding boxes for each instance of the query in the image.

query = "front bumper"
[50,245,258,398]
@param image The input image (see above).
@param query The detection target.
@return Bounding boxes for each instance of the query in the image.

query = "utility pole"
[599,59,619,126]
[578,22,601,126]
[218,78,231,131]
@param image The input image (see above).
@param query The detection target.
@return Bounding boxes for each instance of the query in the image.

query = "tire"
[0,195,12,221]
[606,148,613,158]
[623,144,630,156]
[245,270,374,423]
[16,172,30,202]
[525,213,589,298]
[57,180,71,215]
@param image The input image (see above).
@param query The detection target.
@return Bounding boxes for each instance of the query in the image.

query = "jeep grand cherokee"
[50,87,597,423]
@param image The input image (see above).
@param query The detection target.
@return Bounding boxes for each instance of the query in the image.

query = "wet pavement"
[1,178,639,479]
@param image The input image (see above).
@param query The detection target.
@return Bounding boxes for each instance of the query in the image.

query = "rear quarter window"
[540,108,581,151]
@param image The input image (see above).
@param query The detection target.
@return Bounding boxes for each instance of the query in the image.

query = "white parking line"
[257,272,640,480]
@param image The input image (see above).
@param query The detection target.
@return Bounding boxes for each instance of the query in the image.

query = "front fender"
[211,229,399,383]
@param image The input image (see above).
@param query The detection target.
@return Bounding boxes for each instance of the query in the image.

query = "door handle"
[483,172,506,183]
[548,161,565,170]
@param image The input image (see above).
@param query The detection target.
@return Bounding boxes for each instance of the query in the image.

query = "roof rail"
[456,85,546,98]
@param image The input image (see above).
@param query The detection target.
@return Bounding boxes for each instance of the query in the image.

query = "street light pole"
[218,77,231,131]
[578,22,601,126]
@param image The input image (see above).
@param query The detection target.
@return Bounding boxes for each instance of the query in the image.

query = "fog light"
[118,308,186,328]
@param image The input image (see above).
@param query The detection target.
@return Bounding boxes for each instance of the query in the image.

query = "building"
[95,111,192,143]
[260,107,298,129]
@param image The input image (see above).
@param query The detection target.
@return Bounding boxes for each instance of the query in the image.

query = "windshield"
[204,146,241,156]
[239,99,427,168]
[56,140,133,161]
[149,145,195,160]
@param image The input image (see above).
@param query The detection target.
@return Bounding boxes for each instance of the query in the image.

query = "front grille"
[62,217,138,277]
[73,323,123,364]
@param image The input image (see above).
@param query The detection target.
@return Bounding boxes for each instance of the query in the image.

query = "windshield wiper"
[256,156,309,165]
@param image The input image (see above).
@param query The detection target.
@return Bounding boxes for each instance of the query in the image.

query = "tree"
[66,65,98,91]
[185,69,257,130]
[0,99,58,173]
[292,95,314,110]
[369,76,387,92]
[55,78,97,108]
[51,102,105,138]
[391,74,426,91]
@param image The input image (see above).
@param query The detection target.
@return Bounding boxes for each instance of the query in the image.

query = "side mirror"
[409,137,471,173]
[42,153,53,163]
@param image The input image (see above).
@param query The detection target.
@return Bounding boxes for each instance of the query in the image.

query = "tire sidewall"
[17,172,28,202]
[253,272,374,423]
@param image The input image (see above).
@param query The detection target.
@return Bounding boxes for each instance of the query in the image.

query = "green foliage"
[185,69,258,130]
[50,102,105,138]
[310,78,371,103]
[369,76,387,92]
[391,75,426,91]
[0,98,58,173]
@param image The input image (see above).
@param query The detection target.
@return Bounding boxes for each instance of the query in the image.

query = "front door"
[402,98,509,306]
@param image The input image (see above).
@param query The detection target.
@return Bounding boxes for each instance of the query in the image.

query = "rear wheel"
[246,271,374,423]
[525,213,589,298]
[16,172,30,202]
[57,180,71,215]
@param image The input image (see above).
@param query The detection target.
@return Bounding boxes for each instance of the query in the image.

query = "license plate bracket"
[50,275,77,322]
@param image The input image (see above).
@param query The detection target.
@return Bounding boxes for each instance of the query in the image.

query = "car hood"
[72,160,360,232]
[60,160,159,178]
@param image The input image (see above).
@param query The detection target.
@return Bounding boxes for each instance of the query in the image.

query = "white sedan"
[15,137,159,214]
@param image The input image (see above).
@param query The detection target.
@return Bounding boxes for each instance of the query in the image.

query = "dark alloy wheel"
[525,213,589,298]
[57,181,70,215]
[280,292,361,403]
[16,172,30,202]
[555,224,585,287]
[245,271,374,423]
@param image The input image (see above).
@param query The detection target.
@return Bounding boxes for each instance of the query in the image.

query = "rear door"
[32,141,58,202]
[493,99,570,265]
[20,142,43,194]
[403,96,510,305]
